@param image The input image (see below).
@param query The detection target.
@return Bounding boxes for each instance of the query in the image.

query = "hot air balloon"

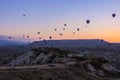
[39,37,41,40]
[77,28,80,31]
[38,32,40,34]
[64,24,67,26]
[59,33,63,36]
[86,20,90,24]
[55,28,57,31]
[27,36,29,38]
[49,36,52,40]
[23,35,25,37]
[63,28,65,30]
[22,14,26,17]
[112,13,116,18]
[73,32,75,35]
[8,37,11,39]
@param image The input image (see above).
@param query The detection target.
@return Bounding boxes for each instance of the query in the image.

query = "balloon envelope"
[63,28,65,30]
[8,37,11,39]
[22,14,26,17]
[73,32,75,34]
[64,24,66,26]
[39,37,41,40]
[49,36,52,39]
[55,28,57,31]
[112,13,116,18]
[77,28,80,31]
[59,33,63,36]
[38,32,40,34]
[27,36,29,38]
[23,35,25,37]
[86,20,90,24]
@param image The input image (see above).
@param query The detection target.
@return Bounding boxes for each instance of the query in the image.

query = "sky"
[0,0,120,42]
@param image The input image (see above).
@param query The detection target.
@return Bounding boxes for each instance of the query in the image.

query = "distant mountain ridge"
[0,40,25,46]
[30,39,110,48]
[1,39,119,53]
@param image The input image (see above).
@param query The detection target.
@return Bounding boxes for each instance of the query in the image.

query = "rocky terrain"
[0,39,120,80]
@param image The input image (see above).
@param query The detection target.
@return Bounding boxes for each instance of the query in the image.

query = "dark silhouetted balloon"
[63,28,65,30]
[73,32,75,35]
[112,13,116,18]
[22,14,26,17]
[55,28,57,31]
[23,35,25,37]
[86,20,90,24]
[77,28,80,31]
[39,37,41,40]
[59,33,63,36]
[49,36,52,40]
[27,36,29,38]
[64,24,66,26]
[38,32,40,34]
[8,37,11,39]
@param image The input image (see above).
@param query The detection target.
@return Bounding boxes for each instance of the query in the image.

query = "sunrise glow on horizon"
[0,0,120,42]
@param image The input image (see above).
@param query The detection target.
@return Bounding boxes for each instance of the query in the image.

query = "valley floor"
[0,64,66,70]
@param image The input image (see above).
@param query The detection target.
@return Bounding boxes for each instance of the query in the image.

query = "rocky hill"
[1,39,120,80]
[30,39,110,48]
[3,47,119,80]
